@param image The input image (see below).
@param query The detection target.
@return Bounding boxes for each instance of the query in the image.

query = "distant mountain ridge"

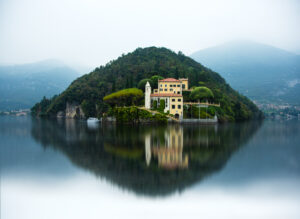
[0,60,80,110]
[190,40,300,105]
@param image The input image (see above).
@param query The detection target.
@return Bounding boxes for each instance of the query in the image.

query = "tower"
[145,81,151,109]
[145,133,151,166]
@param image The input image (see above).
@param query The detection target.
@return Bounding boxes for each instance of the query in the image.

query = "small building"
[145,78,189,119]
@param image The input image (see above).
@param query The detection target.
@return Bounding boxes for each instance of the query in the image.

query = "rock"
[65,102,85,119]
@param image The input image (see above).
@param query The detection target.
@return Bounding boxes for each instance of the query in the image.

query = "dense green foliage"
[137,75,164,91]
[190,86,214,102]
[137,79,151,91]
[103,88,143,107]
[80,99,96,118]
[32,46,263,121]
[150,75,164,88]
[153,100,158,109]
[31,96,57,116]
[183,105,215,119]
[112,106,167,124]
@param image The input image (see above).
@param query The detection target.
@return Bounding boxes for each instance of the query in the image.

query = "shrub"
[103,88,143,107]
[112,106,167,124]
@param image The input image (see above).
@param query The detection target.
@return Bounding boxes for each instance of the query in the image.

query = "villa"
[145,78,189,119]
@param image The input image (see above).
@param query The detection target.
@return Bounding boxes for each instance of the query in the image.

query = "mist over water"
[1,116,299,218]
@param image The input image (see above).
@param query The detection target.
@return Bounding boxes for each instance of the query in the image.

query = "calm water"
[1,116,299,219]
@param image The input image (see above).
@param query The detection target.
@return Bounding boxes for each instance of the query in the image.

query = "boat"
[87,117,100,123]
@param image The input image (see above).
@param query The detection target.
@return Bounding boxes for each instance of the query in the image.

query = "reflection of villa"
[145,126,188,169]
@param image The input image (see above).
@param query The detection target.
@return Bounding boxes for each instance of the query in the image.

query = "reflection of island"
[145,126,188,169]
[31,118,262,196]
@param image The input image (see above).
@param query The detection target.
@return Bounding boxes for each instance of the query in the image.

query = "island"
[31,47,263,123]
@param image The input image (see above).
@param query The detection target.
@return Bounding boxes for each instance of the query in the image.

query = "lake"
[1,116,299,219]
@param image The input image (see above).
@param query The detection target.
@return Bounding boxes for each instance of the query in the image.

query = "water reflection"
[30,119,262,196]
[145,126,188,169]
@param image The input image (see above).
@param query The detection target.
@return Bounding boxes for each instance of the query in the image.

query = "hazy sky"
[0,0,299,68]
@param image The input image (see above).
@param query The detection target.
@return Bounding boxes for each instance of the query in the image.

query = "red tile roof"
[150,93,182,97]
[158,78,180,82]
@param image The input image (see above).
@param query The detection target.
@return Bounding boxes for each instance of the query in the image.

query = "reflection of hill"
[31,119,262,196]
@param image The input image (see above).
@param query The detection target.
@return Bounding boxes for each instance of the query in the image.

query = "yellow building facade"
[145,78,189,119]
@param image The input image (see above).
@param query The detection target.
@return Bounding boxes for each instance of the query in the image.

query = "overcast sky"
[0,0,299,68]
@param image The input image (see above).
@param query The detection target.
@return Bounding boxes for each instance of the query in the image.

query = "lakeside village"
[0,109,30,116]
[255,102,300,120]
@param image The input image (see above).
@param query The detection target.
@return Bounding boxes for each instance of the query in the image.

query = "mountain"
[32,47,262,122]
[0,60,80,110]
[190,40,300,105]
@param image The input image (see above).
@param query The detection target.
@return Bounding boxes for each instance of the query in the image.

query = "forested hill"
[32,47,263,122]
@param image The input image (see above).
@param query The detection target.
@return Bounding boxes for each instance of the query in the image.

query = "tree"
[138,79,152,92]
[158,99,165,112]
[150,75,164,89]
[103,88,144,107]
[190,86,214,102]
[81,99,96,118]
[153,100,158,109]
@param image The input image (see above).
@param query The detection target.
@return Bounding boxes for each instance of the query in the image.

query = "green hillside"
[32,47,263,122]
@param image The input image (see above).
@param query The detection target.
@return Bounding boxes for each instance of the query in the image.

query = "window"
[172,105,175,109]
[178,105,181,109]
[178,98,181,102]
[182,84,186,89]
[164,89,167,91]
[160,84,162,87]
[177,85,180,87]
[177,91,180,94]
[172,99,175,102]
[170,88,173,91]
[170,85,173,87]
[165,84,167,87]
[160,88,163,91]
